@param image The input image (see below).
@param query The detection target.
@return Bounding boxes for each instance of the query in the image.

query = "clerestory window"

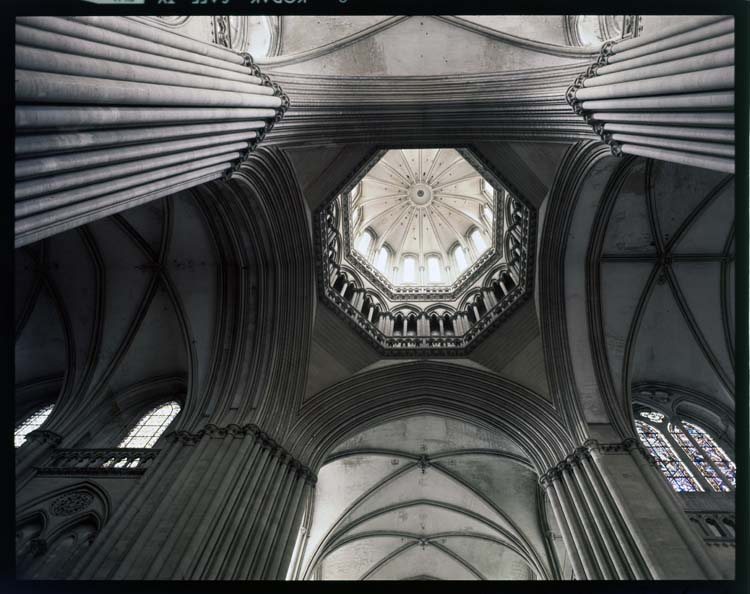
[635,409,735,493]
[15,404,55,448]
[119,401,181,449]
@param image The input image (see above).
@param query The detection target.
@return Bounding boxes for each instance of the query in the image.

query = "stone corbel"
[566,41,621,156]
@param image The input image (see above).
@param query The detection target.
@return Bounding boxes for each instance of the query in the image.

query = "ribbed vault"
[293,415,554,580]
[538,140,734,443]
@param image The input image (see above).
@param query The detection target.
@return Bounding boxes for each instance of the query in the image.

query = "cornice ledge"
[166,423,317,485]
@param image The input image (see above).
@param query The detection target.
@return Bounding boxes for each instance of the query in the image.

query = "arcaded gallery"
[13,14,737,581]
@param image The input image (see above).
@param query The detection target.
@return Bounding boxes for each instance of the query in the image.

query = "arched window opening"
[39,520,97,579]
[669,423,733,492]
[372,306,381,325]
[374,246,390,274]
[406,315,418,337]
[16,515,45,576]
[429,314,440,336]
[355,230,373,254]
[482,178,494,198]
[119,401,181,449]
[332,274,346,292]
[16,516,43,563]
[722,518,735,537]
[470,228,487,253]
[427,256,441,283]
[453,245,468,273]
[15,404,55,448]
[443,314,455,336]
[492,280,504,301]
[501,272,516,291]
[343,284,355,302]
[467,306,477,325]
[361,297,372,319]
[482,205,494,225]
[402,256,417,284]
[704,518,723,538]
[476,295,487,316]
[393,314,404,337]
[635,421,702,492]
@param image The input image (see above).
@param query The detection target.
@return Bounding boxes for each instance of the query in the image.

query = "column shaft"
[567,16,735,174]
[620,145,734,174]
[15,16,288,248]
[610,18,733,62]
[15,23,261,84]
[579,455,648,579]
[560,468,613,578]
[550,479,597,578]
[543,481,586,579]
[568,462,629,578]
[597,33,734,75]
[611,134,734,158]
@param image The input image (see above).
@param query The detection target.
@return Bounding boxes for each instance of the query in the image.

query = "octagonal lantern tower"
[315,147,535,355]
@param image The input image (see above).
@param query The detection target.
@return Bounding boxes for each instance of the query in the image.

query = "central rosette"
[408,182,433,207]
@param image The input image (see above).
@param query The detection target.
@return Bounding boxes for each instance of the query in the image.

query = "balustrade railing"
[36,448,159,475]
[685,511,735,546]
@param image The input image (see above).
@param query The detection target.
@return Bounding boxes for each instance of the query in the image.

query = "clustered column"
[567,16,734,173]
[541,438,723,580]
[540,443,652,580]
[15,16,289,247]
[71,424,315,580]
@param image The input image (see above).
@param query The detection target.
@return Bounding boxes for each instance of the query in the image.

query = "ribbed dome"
[349,149,496,287]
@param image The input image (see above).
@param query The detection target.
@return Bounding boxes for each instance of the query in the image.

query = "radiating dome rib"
[351,148,499,288]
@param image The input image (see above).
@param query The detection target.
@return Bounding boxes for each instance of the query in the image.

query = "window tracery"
[670,422,735,491]
[15,404,55,448]
[634,406,735,493]
[639,410,664,423]
[118,401,181,449]
[635,421,702,492]
[682,422,736,486]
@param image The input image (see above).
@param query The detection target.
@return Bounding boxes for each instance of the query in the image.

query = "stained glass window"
[681,422,735,488]
[639,410,665,423]
[635,421,702,492]
[15,404,54,448]
[119,401,181,449]
[669,423,728,492]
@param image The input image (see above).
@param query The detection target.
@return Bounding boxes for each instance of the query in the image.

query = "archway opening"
[288,414,557,581]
